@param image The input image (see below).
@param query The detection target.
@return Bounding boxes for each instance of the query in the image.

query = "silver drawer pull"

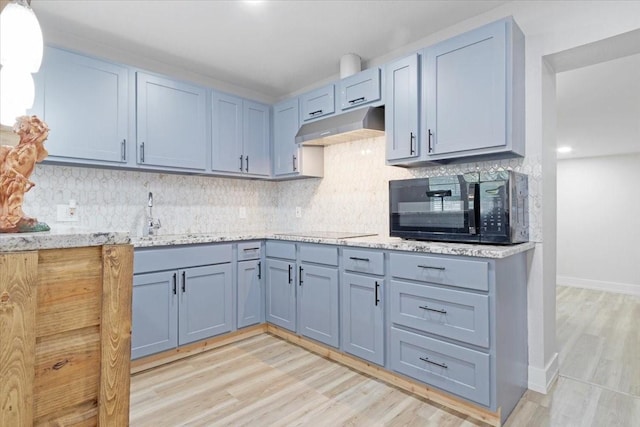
[417,265,445,271]
[419,305,447,314]
[349,256,370,262]
[243,247,260,251]
[419,356,448,369]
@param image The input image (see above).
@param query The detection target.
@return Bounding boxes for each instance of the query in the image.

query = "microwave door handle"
[468,183,480,235]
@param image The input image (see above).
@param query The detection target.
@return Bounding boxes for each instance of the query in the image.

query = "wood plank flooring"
[504,286,640,427]
[130,334,483,426]
[130,286,640,426]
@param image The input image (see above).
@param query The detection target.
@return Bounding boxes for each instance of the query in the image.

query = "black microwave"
[389,172,529,245]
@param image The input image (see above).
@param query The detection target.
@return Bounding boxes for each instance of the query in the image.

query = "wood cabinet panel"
[0,252,38,427]
[0,245,133,425]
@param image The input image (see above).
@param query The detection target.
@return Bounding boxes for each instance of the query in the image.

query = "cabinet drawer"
[237,241,262,261]
[134,244,232,273]
[300,84,335,121]
[390,280,489,347]
[339,67,381,110]
[299,244,338,266]
[343,248,384,275]
[389,253,489,291]
[266,241,296,260]
[390,327,490,406]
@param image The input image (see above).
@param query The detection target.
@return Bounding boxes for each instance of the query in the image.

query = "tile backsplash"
[23,136,541,241]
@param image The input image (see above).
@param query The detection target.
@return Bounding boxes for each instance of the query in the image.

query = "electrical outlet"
[295,206,302,218]
[239,207,247,219]
[56,203,78,222]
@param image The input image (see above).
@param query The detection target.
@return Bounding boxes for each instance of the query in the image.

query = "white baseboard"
[557,276,640,297]
[528,352,559,394]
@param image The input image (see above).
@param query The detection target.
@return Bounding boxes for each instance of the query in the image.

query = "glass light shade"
[0,1,44,72]
[0,65,35,126]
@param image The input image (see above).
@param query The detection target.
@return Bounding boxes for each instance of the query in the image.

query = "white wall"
[557,154,640,295]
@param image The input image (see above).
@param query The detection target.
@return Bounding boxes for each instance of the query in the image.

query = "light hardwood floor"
[504,286,640,427]
[130,286,640,426]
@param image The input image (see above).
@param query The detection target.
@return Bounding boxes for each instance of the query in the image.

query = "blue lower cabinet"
[237,259,263,329]
[298,263,339,348]
[390,327,490,406]
[178,264,233,346]
[265,258,297,331]
[341,273,384,365]
[132,271,178,359]
[132,263,232,359]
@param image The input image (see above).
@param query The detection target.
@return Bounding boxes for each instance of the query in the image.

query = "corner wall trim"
[557,276,640,297]
[528,352,558,393]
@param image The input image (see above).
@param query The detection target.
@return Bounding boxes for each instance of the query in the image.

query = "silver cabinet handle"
[417,265,445,271]
[419,356,448,369]
[419,305,447,314]
[410,132,416,155]
[428,129,434,153]
[348,97,366,105]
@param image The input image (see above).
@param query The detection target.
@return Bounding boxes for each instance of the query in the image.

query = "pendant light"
[0,0,44,126]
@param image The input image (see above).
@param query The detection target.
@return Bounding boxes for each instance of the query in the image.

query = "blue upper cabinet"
[243,100,271,176]
[212,92,243,174]
[30,47,129,166]
[339,67,381,111]
[299,84,335,122]
[272,98,324,178]
[212,93,271,177]
[422,17,525,161]
[272,98,299,176]
[385,54,420,162]
[136,72,207,171]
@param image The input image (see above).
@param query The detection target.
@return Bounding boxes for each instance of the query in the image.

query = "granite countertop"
[0,227,131,252]
[133,232,535,259]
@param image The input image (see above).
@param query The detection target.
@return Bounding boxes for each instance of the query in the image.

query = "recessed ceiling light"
[557,146,573,154]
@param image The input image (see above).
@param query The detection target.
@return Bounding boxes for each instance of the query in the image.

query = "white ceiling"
[31,0,508,100]
[556,52,640,160]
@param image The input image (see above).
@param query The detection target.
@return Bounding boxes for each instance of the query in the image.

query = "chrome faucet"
[143,192,161,236]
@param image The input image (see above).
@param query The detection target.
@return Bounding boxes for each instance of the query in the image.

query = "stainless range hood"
[295,106,385,146]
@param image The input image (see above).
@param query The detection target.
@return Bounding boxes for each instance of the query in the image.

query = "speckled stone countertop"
[0,227,131,252]
[133,232,535,259]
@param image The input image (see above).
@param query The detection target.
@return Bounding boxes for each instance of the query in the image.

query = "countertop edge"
[132,233,536,259]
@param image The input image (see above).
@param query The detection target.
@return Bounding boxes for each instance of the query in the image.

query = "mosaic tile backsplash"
[24,136,542,241]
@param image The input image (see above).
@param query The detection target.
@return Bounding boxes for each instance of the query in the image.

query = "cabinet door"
[385,54,420,161]
[300,84,335,122]
[265,258,296,331]
[298,264,339,348]
[178,264,232,345]
[136,72,207,171]
[424,20,506,155]
[341,273,384,365]
[272,98,299,176]
[212,92,244,173]
[339,67,381,110]
[33,47,128,164]
[131,271,178,359]
[243,100,271,176]
[238,259,263,328]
